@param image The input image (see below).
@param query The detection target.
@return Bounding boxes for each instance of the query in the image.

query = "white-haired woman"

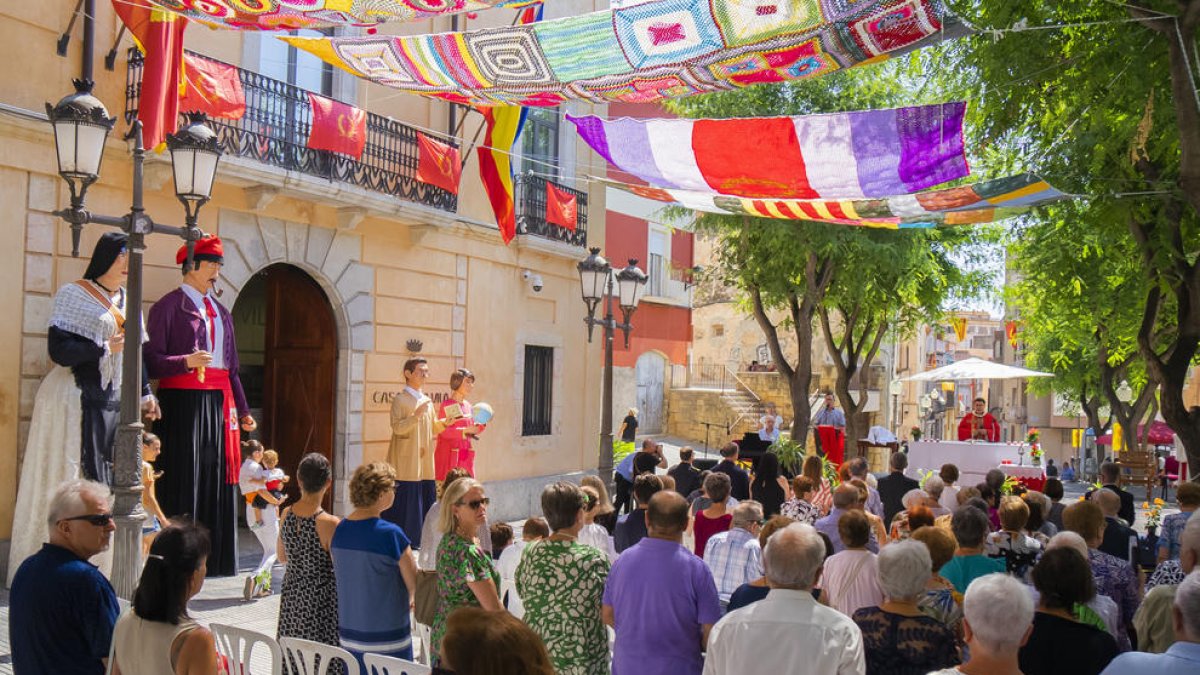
[852,540,960,675]
[928,574,1034,675]
[431,477,502,667]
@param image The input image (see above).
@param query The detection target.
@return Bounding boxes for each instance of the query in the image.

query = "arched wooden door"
[261,264,337,508]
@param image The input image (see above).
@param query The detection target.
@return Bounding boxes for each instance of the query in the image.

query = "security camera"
[523,270,544,293]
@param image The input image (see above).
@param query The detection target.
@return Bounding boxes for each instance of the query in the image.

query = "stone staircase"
[721,389,765,435]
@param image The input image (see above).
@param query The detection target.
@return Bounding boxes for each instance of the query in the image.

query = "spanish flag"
[112,0,187,151]
[476,3,542,244]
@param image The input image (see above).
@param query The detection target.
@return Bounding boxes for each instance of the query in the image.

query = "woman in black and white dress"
[277,453,340,647]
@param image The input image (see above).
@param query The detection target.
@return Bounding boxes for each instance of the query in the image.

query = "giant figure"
[384,357,443,547]
[146,236,256,576]
[7,232,160,586]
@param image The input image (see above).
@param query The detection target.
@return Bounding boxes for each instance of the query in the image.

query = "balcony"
[125,49,457,213]
[514,173,588,248]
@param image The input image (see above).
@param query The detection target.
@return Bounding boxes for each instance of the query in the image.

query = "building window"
[712,324,725,337]
[521,108,560,177]
[260,29,334,95]
[647,253,665,296]
[523,345,554,436]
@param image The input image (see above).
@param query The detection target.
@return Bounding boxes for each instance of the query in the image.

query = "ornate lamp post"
[577,248,647,484]
[46,80,222,598]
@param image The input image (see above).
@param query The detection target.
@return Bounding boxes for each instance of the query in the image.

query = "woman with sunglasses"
[432,478,502,666]
[516,482,612,675]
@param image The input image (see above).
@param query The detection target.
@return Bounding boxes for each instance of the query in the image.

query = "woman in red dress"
[436,368,483,479]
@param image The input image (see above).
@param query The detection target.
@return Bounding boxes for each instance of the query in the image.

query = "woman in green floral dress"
[432,477,502,665]
[517,481,612,675]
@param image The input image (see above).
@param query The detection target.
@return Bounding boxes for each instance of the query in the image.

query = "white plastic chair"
[412,623,433,665]
[211,623,283,675]
[279,636,361,675]
[362,653,431,675]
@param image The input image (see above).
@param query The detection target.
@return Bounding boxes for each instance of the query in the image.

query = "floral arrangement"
[911,426,923,441]
[1000,475,1022,496]
[822,456,842,488]
[1142,498,1165,529]
[917,469,937,490]
[1026,428,1042,464]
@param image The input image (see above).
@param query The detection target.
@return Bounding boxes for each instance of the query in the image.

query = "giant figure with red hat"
[146,235,256,576]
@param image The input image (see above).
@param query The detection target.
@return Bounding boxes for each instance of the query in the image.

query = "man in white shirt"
[704,523,865,675]
[704,501,764,609]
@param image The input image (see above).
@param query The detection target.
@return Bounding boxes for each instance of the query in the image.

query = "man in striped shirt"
[704,500,765,610]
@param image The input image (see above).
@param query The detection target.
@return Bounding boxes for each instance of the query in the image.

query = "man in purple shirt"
[604,491,722,675]
[816,485,879,554]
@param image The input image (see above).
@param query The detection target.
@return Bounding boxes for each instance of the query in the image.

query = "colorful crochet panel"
[141,0,541,29]
[607,173,1068,228]
[281,0,970,106]
[568,102,968,200]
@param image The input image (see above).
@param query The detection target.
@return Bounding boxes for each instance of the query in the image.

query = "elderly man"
[1134,512,1200,653]
[940,505,1005,594]
[929,574,1035,675]
[1104,571,1200,674]
[1096,488,1139,565]
[877,451,920,528]
[604,491,721,675]
[10,480,120,675]
[705,523,864,675]
[923,476,952,518]
[816,485,879,554]
[704,500,765,609]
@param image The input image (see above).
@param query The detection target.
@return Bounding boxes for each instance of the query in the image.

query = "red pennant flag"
[416,132,462,194]
[113,1,187,151]
[180,54,245,120]
[545,180,578,230]
[307,93,367,159]
[1005,320,1020,348]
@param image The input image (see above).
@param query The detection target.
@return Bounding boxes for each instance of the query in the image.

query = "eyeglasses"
[459,497,490,510]
[60,513,114,526]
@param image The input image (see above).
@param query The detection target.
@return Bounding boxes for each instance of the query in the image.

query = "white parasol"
[901,357,1053,382]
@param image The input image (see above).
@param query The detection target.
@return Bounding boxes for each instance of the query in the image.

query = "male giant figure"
[146,236,255,576]
[385,357,443,547]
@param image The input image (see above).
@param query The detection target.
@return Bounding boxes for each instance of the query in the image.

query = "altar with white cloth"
[907,440,1020,482]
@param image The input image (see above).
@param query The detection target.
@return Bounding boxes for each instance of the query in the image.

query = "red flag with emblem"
[545,180,578,230]
[307,93,366,159]
[180,54,245,120]
[112,0,187,151]
[416,132,462,194]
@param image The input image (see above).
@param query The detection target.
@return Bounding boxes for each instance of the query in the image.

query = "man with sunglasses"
[10,479,120,675]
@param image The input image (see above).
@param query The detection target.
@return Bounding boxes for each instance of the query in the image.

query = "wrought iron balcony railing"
[125,49,457,213]
[514,173,588,248]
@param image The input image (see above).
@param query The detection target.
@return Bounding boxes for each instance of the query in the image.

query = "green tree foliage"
[929,1,1200,471]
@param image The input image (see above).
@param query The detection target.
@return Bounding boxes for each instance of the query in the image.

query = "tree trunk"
[820,307,888,457]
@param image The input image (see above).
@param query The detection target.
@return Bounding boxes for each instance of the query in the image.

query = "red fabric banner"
[180,54,245,120]
[306,93,367,159]
[1005,320,1020,348]
[113,1,187,151]
[416,132,461,194]
[545,180,577,230]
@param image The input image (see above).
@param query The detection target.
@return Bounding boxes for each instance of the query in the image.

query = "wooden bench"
[1117,449,1157,496]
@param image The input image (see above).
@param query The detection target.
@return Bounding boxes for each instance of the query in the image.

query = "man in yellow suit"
[384,357,444,545]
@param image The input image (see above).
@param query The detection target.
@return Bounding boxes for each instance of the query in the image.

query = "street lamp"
[577,248,647,484]
[46,80,222,598]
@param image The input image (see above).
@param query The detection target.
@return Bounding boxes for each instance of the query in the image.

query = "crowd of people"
[10,438,1200,675]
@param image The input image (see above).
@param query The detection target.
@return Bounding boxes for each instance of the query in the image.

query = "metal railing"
[125,49,457,213]
[672,363,736,390]
[514,173,588,247]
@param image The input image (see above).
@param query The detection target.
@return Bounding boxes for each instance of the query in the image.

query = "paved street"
[0,438,1174,673]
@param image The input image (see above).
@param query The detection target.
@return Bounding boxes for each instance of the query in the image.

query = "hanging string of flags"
[567,103,970,200]
[138,0,544,29]
[279,0,970,107]
[602,173,1069,228]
